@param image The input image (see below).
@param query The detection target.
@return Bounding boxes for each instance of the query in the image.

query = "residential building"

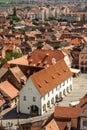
[27,49,64,68]
[42,106,82,130]
[19,59,72,115]
[71,46,81,68]
[0,66,27,90]
[79,47,87,72]
[0,80,18,108]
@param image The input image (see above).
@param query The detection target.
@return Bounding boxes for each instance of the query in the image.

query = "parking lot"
[59,73,87,106]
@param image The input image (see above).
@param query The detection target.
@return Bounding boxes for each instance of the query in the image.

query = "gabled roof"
[0,94,5,107]
[54,106,82,118]
[0,81,18,99]
[8,55,28,66]
[31,59,72,96]
[56,121,69,130]
[76,94,87,109]
[27,49,64,68]
[10,66,27,83]
[0,67,8,78]
[45,119,59,130]
[70,38,81,45]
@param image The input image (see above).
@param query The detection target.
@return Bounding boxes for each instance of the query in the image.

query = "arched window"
[43,104,46,111]
[51,98,54,104]
[47,101,50,108]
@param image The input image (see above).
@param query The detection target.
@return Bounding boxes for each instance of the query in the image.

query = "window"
[43,96,45,100]
[83,121,87,126]
[70,77,71,81]
[62,82,65,86]
[43,104,46,111]
[33,97,36,102]
[67,79,68,83]
[48,92,50,97]
[51,98,54,104]
[23,96,26,101]
[52,89,54,94]
[47,101,50,107]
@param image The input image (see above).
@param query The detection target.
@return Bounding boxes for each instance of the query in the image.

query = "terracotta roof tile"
[0,81,18,99]
[56,121,69,130]
[46,119,59,130]
[76,95,87,109]
[70,38,81,45]
[0,99,5,107]
[54,106,82,118]
[28,49,64,68]
[8,55,28,66]
[31,59,72,96]
[10,66,27,83]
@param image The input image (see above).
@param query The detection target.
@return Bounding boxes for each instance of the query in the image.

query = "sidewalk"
[59,73,87,106]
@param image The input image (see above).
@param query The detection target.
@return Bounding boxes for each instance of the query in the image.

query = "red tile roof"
[0,99,5,107]
[0,81,18,99]
[10,66,27,83]
[31,59,72,96]
[56,121,69,130]
[54,106,82,118]
[70,38,81,45]
[28,49,64,68]
[46,119,59,130]
[8,55,28,66]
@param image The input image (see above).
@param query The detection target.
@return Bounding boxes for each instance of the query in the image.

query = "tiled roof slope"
[28,49,64,68]
[31,59,72,96]
[46,119,59,130]
[56,121,69,130]
[54,106,82,118]
[8,55,28,66]
[10,66,27,83]
[0,81,18,99]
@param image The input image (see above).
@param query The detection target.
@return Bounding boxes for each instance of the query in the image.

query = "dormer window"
[57,72,60,76]
[38,84,42,88]
[45,80,48,83]
[52,76,55,79]
[33,97,36,102]
[23,96,26,101]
